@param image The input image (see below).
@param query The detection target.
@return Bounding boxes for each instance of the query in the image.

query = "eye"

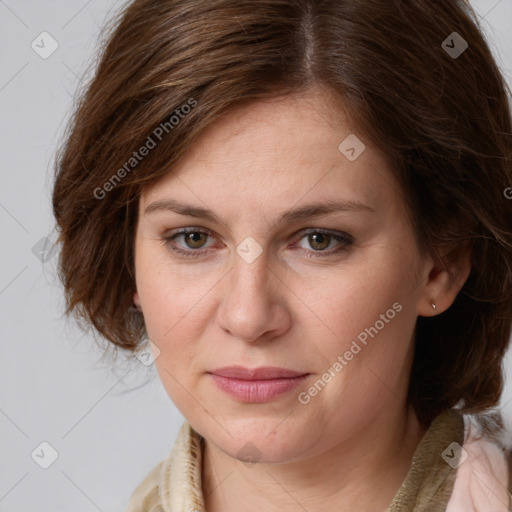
[296,231,344,251]
[293,229,354,258]
[162,228,215,257]
[161,228,353,259]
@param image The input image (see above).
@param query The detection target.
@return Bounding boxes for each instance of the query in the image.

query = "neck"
[202,405,426,512]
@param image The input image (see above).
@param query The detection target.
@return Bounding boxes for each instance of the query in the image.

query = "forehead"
[140,88,400,219]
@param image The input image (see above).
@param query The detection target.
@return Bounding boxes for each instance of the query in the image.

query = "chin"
[203,416,312,464]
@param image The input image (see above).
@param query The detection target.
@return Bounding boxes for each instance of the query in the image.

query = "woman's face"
[133,86,433,464]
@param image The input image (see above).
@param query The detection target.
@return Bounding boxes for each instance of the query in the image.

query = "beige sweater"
[126,409,512,511]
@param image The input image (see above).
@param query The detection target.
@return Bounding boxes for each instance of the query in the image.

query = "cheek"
[306,261,404,331]
[135,247,215,335]
[307,265,415,378]
[136,264,221,393]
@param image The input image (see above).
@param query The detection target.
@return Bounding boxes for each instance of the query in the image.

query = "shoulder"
[447,411,512,512]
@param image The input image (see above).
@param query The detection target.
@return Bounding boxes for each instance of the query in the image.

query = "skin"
[132,86,471,512]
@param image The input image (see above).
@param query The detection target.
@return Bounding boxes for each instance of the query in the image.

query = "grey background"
[1,1,511,510]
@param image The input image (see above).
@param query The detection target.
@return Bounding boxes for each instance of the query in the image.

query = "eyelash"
[160,227,354,259]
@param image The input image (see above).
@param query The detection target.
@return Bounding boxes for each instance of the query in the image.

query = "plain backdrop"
[1,1,511,510]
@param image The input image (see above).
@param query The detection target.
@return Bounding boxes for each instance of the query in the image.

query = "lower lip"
[209,374,309,402]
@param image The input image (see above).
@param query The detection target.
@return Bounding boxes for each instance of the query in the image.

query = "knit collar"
[387,409,463,511]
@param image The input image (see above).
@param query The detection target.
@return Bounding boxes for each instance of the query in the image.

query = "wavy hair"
[52,0,512,426]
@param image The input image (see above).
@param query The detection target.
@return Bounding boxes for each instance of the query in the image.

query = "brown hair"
[52,0,512,426]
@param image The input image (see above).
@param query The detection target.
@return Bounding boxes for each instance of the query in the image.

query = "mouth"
[208,366,310,402]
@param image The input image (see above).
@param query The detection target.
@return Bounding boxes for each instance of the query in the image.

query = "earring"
[431,301,436,311]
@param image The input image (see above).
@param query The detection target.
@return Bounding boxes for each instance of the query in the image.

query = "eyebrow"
[144,198,376,228]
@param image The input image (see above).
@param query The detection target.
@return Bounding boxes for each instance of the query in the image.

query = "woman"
[52,0,512,510]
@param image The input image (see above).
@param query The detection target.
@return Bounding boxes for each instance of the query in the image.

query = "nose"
[215,248,292,343]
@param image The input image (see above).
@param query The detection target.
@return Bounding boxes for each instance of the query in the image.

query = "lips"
[209,366,307,380]
[208,367,310,403]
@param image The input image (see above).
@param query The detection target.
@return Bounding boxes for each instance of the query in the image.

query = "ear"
[133,290,142,310]
[417,240,473,317]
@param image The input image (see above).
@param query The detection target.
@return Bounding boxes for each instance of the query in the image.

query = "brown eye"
[307,232,331,251]
[182,231,209,249]
[294,229,354,258]
[162,228,216,257]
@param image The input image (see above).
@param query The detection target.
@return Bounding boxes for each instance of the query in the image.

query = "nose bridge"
[216,238,283,340]
[231,240,272,301]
